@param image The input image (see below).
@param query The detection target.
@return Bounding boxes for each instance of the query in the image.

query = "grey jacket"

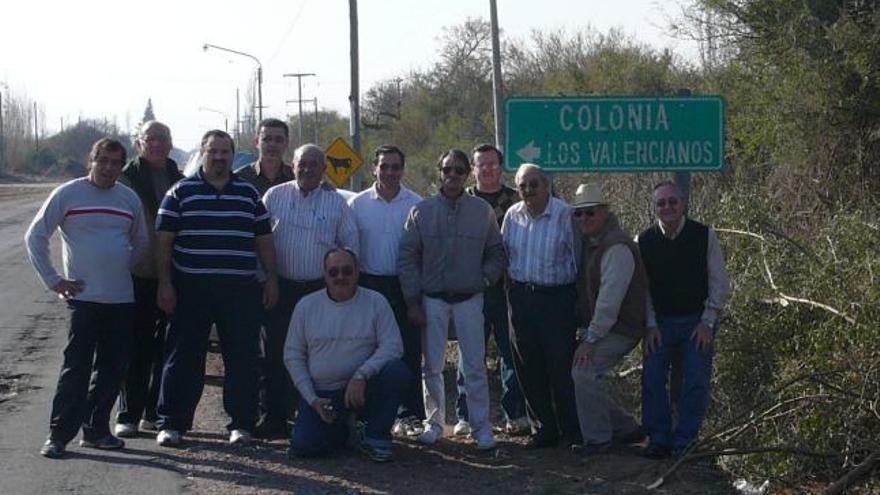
[398,192,506,302]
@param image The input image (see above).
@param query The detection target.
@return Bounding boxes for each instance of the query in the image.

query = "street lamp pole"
[203,43,263,126]
[198,107,230,133]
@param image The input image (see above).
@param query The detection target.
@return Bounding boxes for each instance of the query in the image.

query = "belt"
[510,280,575,294]
[424,291,476,304]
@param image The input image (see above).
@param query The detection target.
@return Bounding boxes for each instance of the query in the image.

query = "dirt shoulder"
[166,350,736,495]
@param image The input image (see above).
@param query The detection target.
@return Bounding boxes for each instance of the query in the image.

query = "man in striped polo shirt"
[26,137,149,458]
[154,129,279,447]
[260,143,359,439]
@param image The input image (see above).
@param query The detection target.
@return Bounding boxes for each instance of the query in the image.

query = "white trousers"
[421,294,490,435]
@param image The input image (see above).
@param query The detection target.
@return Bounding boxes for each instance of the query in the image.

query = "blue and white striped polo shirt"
[156,170,271,279]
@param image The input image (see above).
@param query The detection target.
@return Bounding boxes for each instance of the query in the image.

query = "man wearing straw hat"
[570,183,648,455]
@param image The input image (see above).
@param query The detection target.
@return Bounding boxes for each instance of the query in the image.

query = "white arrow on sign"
[517,140,541,162]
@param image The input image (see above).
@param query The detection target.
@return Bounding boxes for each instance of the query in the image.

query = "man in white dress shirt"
[348,145,424,437]
[259,143,359,438]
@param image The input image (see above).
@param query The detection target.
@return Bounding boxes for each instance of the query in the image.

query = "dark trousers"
[157,275,262,433]
[49,301,134,444]
[259,277,324,430]
[508,282,581,441]
[359,273,425,420]
[289,359,411,457]
[456,280,526,422]
[116,276,166,425]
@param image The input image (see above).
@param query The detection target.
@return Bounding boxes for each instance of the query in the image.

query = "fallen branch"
[646,445,839,491]
[761,251,857,325]
[825,449,880,495]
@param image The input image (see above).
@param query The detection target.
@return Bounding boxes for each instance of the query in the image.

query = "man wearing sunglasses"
[260,144,359,439]
[398,149,506,451]
[284,248,409,462]
[638,181,730,458]
[348,145,424,438]
[570,183,648,456]
[501,163,581,449]
[451,144,529,438]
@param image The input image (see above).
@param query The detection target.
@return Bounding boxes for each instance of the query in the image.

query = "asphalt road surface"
[0,184,189,494]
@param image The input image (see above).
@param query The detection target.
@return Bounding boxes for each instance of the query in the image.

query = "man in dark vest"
[570,183,648,455]
[114,121,183,438]
[638,180,730,458]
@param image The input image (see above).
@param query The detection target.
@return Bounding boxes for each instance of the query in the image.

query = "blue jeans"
[641,314,714,449]
[455,282,526,422]
[289,359,410,457]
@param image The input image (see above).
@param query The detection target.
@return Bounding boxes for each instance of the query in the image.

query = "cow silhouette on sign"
[327,155,352,174]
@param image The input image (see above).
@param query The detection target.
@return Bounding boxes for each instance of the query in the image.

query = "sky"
[0,0,698,151]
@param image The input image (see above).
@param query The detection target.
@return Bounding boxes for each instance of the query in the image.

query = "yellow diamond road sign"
[324,137,364,187]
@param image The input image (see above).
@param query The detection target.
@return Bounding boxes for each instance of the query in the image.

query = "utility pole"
[33,101,39,150]
[282,72,315,144]
[0,89,5,172]
[489,0,504,149]
[287,97,319,145]
[349,0,362,190]
[313,97,319,143]
[235,88,241,148]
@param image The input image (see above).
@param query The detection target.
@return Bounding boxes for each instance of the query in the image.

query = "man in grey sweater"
[397,149,506,450]
[284,248,410,462]
[25,138,149,458]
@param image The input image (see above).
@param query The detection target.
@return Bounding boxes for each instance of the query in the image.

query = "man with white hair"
[260,143,359,438]
[501,163,581,449]
[114,120,183,438]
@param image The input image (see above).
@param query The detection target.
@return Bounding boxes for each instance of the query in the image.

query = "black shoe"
[570,441,611,456]
[641,443,671,459]
[40,440,66,459]
[253,421,290,440]
[80,434,125,450]
[524,432,559,449]
[614,426,647,445]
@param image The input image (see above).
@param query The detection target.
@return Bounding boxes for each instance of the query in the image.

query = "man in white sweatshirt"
[284,248,409,463]
[25,137,149,458]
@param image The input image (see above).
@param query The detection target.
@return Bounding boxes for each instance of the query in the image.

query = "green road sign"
[504,96,725,172]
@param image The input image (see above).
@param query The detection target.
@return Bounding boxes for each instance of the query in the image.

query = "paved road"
[0,184,189,495]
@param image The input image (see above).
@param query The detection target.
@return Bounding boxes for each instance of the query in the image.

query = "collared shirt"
[638,218,731,327]
[156,171,271,279]
[263,181,359,281]
[348,184,422,276]
[501,197,578,286]
[236,160,295,196]
[398,192,506,301]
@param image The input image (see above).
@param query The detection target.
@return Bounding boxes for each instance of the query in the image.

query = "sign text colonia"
[504,96,725,172]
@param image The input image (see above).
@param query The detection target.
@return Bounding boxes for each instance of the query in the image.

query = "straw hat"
[572,183,608,209]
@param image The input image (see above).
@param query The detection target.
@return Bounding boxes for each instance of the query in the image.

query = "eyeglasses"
[655,197,680,208]
[441,165,469,176]
[517,178,542,191]
[573,208,597,218]
[327,266,355,278]
[379,162,403,171]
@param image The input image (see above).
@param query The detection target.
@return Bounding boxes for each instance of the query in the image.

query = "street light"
[203,43,263,126]
[197,107,229,133]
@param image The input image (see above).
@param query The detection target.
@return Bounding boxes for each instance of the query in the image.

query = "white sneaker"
[473,429,497,451]
[138,419,157,432]
[417,426,442,445]
[156,429,181,447]
[452,420,472,437]
[229,429,252,445]
[114,423,137,438]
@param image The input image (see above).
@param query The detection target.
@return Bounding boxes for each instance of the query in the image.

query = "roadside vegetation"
[1,1,876,491]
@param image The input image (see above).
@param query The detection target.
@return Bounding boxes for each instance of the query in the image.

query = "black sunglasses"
[441,165,469,176]
[327,266,355,278]
[573,208,597,218]
[378,162,403,171]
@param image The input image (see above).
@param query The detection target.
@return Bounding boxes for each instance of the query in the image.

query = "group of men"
[25,116,729,464]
